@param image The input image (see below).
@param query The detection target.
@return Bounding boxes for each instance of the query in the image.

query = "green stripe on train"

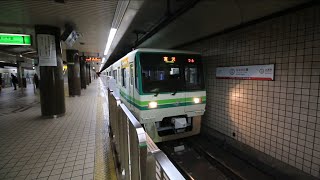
[119,90,206,110]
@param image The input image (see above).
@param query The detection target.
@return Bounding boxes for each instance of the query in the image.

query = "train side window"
[135,59,139,91]
[118,68,120,83]
[130,64,133,86]
[113,70,117,82]
[122,68,126,87]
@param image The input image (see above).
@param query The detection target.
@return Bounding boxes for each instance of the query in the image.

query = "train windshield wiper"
[151,88,160,97]
[171,89,177,95]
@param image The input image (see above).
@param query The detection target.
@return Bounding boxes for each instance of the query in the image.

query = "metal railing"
[108,89,185,180]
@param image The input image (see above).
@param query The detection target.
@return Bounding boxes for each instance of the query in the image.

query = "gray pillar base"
[42,113,65,119]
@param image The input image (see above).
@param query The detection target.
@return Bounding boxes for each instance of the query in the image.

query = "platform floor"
[0,79,115,180]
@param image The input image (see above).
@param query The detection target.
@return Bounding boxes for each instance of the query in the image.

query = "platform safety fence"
[107,89,185,180]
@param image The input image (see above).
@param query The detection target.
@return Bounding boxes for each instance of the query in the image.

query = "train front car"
[135,50,206,142]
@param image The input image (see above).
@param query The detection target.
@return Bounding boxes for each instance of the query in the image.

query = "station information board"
[0,33,31,46]
[216,64,274,80]
[85,57,102,62]
[37,34,57,66]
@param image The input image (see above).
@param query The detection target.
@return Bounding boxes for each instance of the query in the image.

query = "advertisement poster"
[37,34,57,66]
[216,64,274,80]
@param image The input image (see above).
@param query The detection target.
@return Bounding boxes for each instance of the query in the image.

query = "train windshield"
[139,53,204,93]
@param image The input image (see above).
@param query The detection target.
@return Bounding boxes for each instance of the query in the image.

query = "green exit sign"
[0,33,31,46]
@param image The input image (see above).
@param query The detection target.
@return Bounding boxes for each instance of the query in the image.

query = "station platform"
[0,80,115,180]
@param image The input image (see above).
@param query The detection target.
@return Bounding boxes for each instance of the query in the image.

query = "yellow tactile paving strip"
[94,83,117,180]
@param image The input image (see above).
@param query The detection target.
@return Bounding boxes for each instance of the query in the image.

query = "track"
[158,138,244,180]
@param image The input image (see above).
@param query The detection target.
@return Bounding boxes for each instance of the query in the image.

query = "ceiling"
[0,0,315,70]
[139,0,313,48]
[106,0,194,63]
[0,0,118,64]
[102,0,314,70]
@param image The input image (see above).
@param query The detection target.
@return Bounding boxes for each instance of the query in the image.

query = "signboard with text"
[216,64,274,80]
[37,34,57,66]
[85,57,101,62]
[0,33,31,46]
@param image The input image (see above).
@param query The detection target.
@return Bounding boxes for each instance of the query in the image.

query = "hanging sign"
[216,64,274,80]
[37,34,57,66]
[85,57,101,62]
[0,33,31,46]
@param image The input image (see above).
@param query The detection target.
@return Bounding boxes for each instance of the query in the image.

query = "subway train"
[106,48,206,142]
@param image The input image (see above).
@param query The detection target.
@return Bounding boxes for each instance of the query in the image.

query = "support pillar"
[88,64,91,83]
[66,50,81,96]
[80,56,87,89]
[16,56,26,89]
[16,61,22,88]
[35,25,65,117]
[86,63,89,86]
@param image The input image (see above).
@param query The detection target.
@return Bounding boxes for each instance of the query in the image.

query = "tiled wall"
[180,5,320,177]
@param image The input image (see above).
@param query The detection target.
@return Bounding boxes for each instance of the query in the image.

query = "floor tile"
[59,172,72,179]
[82,174,93,180]
[0,81,114,180]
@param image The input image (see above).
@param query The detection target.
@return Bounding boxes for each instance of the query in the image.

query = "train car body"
[107,48,206,142]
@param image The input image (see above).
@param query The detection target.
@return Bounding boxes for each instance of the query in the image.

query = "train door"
[184,58,204,113]
[129,63,134,111]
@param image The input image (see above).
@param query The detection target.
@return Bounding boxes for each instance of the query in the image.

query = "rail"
[108,89,185,180]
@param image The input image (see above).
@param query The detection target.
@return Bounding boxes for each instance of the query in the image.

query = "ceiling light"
[99,63,104,71]
[104,28,117,56]
[0,61,5,63]
[102,57,105,64]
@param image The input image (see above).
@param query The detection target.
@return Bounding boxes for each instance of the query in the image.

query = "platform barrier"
[108,89,185,180]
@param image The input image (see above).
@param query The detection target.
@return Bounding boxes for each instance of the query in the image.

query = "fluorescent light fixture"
[0,61,5,63]
[104,28,117,55]
[99,58,106,71]
[99,63,104,71]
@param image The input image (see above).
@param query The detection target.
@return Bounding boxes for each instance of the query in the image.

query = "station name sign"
[0,33,31,46]
[85,57,101,62]
[216,64,274,80]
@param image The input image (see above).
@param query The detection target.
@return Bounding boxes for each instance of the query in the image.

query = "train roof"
[126,48,201,56]
[106,48,201,69]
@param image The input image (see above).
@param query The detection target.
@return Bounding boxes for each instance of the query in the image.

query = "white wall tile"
[181,5,320,177]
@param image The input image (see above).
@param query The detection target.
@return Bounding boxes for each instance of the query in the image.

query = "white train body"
[106,49,206,142]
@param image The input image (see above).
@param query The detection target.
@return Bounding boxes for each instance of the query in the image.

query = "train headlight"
[148,101,158,109]
[193,97,201,104]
